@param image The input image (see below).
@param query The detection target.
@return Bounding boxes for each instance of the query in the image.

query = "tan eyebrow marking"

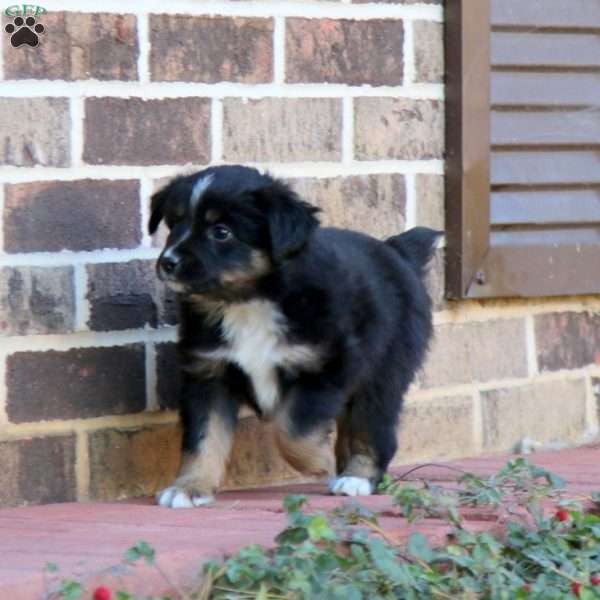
[205,209,221,223]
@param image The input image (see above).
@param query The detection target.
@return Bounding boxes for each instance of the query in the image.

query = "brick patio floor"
[1,445,598,599]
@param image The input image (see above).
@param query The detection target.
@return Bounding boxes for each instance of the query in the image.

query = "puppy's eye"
[208,224,232,242]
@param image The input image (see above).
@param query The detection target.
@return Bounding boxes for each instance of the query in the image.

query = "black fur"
[150,165,441,497]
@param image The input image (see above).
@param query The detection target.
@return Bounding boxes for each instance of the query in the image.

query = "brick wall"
[0,0,597,507]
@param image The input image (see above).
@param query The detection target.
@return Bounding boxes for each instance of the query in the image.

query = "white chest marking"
[199,300,319,414]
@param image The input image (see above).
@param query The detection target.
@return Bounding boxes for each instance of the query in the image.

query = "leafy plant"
[46,459,600,600]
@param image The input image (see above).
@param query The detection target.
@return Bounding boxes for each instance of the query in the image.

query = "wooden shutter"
[445,0,600,299]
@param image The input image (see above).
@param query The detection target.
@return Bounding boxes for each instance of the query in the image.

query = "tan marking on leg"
[274,416,335,477]
[173,412,234,497]
[342,453,379,480]
[334,417,351,475]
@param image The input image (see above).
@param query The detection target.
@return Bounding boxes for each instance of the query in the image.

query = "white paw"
[156,486,214,509]
[329,476,373,497]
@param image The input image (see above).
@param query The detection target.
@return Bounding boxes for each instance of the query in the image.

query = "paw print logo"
[5,16,45,48]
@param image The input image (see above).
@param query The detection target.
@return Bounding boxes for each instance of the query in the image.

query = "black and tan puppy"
[149,165,441,508]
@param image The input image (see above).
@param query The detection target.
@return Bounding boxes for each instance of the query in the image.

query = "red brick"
[4,180,140,252]
[83,98,211,165]
[0,98,69,166]
[87,260,177,331]
[424,248,446,312]
[396,395,475,462]
[421,319,528,388]
[3,13,138,80]
[289,174,406,238]
[223,98,342,162]
[415,174,444,230]
[0,436,76,506]
[6,345,146,423]
[150,15,273,83]
[414,20,444,83]
[536,312,600,371]
[0,266,75,336]
[355,97,444,160]
[88,425,181,500]
[481,379,588,452]
[286,18,404,85]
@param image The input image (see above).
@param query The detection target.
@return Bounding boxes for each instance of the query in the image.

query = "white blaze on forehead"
[190,173,215,212]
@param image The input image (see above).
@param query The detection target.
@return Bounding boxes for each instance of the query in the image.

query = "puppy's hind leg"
[330,382,401,497]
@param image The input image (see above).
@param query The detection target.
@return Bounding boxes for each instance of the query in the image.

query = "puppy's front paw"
[329,476,373,497]
[156,485,215,509]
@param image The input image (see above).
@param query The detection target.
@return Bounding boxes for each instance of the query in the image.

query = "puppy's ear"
[254,181,320,263]
[148,186,170,235]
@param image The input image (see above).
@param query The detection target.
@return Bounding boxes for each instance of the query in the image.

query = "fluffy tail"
[385,227,443,279]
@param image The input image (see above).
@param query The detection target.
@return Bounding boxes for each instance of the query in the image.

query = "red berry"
[93,587,112,600]
[591,575,600,585]
[572,582,582,597]
[555,509,570,522]
[521,584,532,593]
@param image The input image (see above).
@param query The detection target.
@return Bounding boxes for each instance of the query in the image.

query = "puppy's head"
[149,165,319,296]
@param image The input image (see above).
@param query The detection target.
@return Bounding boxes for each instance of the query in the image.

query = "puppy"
[149,165,441,508]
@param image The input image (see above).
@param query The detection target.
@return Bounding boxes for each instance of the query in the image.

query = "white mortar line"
[211,98,224,163]
[404,173,416,230]
[0,185,4,253]
[39,1,443,20]
[0,352,7,425]
[0,247,161,267]
[69,97,84,168]
[341,97,354,165]
[273,16,286,84]
[139,176,153,247]
[0,411,179,440]
[434,298,600,325]
[145,341,159,411]
[0,160,445,183]
[136,12,150,84]
[0,80,444,99]
[407,368,594,403]
[0,326,177,353]
[472,390,484,454]
[75,431,90,501]
[73,263,90,332]
[402,18,415,86]
[525,314,539,378]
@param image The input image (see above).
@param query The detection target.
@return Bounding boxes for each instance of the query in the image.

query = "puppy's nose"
[159,254,180,275]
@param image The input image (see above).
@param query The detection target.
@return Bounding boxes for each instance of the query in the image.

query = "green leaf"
[283,495,306,514]
[44,562,59,572]
[407,532,434,562]
[60,580,83,600]
[275,526,309,545]
[116,593,135,600]
[307,515,335,542]
[331,585,363,600]
[366,538,409,584]
[124,540,156,565]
